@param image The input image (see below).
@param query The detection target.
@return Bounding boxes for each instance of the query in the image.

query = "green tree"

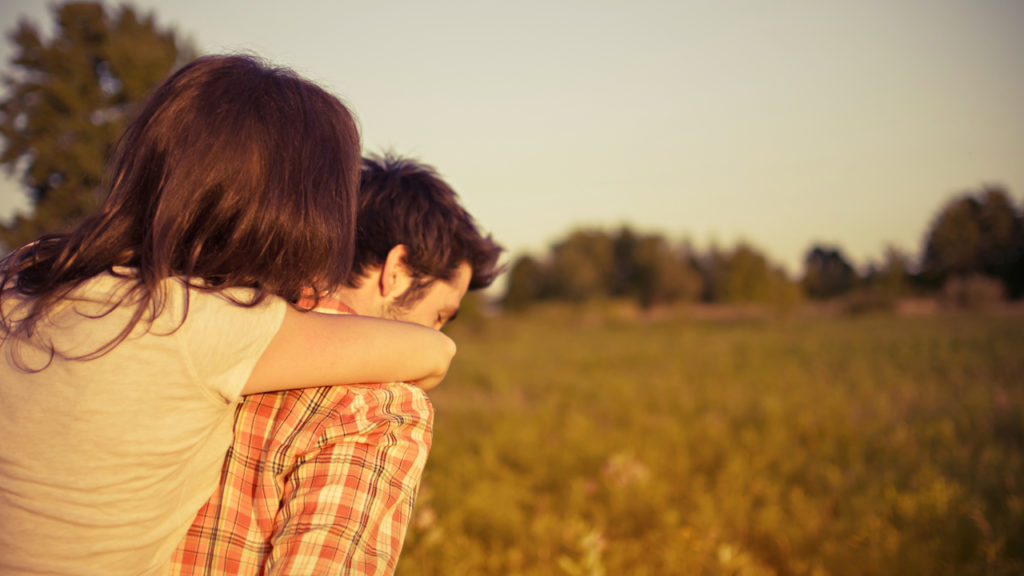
[802,244,856,300]
[922,195,981,282]
[848,246,914,314]
[502,254,546,310]
[0,1,195,250]
[703,242,800,308]
[611,227,700,307]
[977,187,1024,297]
[921,186,1023,298]
[546,229,615,302]
[870,245,911,298]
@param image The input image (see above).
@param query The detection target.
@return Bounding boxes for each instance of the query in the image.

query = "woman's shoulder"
[51,270,286,342]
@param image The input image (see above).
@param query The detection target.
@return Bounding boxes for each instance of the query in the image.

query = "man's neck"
[329,282,377,317]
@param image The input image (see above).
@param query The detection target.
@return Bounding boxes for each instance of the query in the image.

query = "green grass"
[396,307,1024,576]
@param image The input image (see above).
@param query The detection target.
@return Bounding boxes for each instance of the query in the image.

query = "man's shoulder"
[237,386,349,425]
[237,383,432,429]
[235,295,432,440]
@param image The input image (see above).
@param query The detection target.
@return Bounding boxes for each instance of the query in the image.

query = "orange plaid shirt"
[167,297,434,575]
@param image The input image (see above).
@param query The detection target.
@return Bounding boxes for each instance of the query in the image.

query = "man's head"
[336,154,504,329]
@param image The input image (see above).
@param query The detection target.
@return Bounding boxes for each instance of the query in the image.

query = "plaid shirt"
[167,297,434,575]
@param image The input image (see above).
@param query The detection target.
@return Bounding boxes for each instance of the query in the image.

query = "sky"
[0,0,1022,275]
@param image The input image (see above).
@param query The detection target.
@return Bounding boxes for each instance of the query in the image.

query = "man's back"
[169,383,433,575]
[169,301,435,575]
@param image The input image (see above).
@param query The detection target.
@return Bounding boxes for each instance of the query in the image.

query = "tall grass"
[397,307,1024,575]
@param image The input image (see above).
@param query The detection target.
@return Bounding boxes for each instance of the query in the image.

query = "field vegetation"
[397,305,1024,575]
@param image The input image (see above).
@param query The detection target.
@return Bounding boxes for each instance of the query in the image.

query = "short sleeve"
[177,288,288,403]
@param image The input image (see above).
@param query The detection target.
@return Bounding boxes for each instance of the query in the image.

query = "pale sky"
[1,0,1022,274]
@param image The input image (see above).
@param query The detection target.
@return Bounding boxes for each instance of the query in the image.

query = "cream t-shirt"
[0,273,287,575]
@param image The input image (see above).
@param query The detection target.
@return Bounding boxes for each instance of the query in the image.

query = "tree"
[921,185,1023,297]
[720,243,771,303]
[611,227,700,307]
[546,229,616,301]
[703,242,800,308]
[0,1,195,250]
[977,187,1024,297]
[921,195,982,283]
[869,245,911,298]
[502,254,546,310]
[802,244,856,300]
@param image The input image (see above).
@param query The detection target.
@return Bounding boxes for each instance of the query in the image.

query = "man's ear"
[379,244,413,300]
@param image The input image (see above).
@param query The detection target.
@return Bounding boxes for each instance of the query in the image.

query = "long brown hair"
[0,54,361,362]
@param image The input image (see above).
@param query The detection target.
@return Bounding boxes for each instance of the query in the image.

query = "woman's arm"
[243,306,456,395]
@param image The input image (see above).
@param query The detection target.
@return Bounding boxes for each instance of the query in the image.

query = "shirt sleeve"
[264,384,434,576]
[179,287,288,403]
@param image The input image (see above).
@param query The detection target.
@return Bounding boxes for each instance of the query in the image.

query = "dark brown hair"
[0,54,361,361]
[352,154,504,305]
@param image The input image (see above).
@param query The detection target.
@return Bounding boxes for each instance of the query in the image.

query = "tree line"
[503,185,1024,310]
[1,2,1021,312]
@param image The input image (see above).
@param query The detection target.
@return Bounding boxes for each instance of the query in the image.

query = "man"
[168,154,504,575]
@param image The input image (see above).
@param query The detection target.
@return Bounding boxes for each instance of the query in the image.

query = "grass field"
[395,306,1024,576]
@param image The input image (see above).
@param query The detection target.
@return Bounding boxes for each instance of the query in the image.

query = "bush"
[940,275,1006,311]
[842,288,898,315]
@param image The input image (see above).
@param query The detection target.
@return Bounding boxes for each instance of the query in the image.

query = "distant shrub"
[842,288,898,315]
[940,274,1005,310]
